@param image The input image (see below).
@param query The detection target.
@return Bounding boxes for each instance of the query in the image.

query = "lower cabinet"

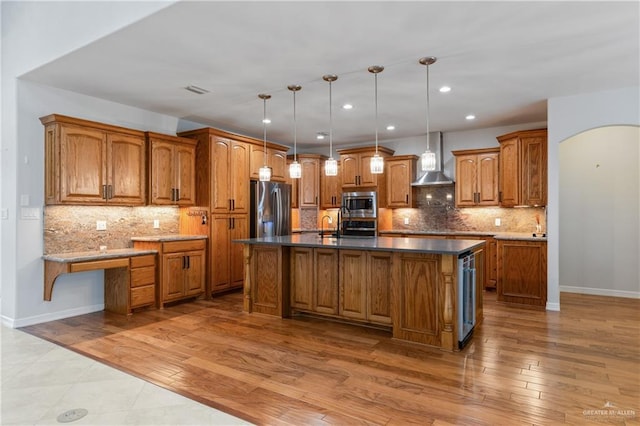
[290,247,391,326]
[210,214,248,294]
[133,239,206,308]
[497,239,547,307]
[129,255,156,309]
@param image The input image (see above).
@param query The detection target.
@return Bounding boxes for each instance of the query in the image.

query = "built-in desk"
[42,249,158,315]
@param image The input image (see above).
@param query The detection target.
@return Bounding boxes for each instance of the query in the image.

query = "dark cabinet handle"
[231,199,235,211]
[315,196,318,205]
[182,255,186,269]
[108,185,113,200]
[229,199,232,210]
[102,185,107,200]
[176,188,180,201]
[186,255,190,269]
[498,192,503,202]
[229,217,232,229]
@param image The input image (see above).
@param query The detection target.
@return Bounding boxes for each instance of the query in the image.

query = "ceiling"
[22,1,639,150]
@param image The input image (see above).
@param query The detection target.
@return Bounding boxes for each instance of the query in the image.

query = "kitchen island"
[235,234,485,351]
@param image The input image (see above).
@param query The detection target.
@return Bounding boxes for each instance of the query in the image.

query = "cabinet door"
[174,143,196,206]
[249,145,267,180]
[210,215,231,292]
[499,137,520,207]
[521,135,547,206]
[163,253,185,301]
[387,159,413,207]
[107,133,145,205]
[339,250,367,320]
[358,153,378,187]
[497,240,547,307]
[485,238,497,289]
[300,157,319,207]
[368,252,392,325]
[455,155,478,207]
[230,142,250,213]
[229,215,248,288]
[320,167,341,209]
[286,160,300,209]
[269,149,287,182]
[477,152,499,206]
[150,140,176,205]
[291,247,313,310]
[211,138,232,214]
[184,250,205,296]
[314,249,338,314]
[59,125,107,204]
[340,154,359,188]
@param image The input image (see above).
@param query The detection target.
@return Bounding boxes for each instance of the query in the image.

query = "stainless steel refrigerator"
[250,181,292,238]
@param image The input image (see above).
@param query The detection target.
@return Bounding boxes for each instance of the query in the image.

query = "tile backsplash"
[44,205,180,254]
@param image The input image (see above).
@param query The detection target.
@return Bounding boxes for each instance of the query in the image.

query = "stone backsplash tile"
[44,206,180,254]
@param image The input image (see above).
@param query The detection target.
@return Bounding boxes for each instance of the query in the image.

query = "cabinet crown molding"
[39,114,145,137]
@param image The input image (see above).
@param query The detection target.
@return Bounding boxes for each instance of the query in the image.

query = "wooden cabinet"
[320,160,341,209]
[338,146,394,189]
[453,148,500,207]
[41,114,146,206]
[128,255,157,310]
[290,247,313,310]
[286,158,300,209]
[497,239,547,307]
[209,137,250,214]
[497,129,547,207]
[299,155,322,208]
[339,250,392,325]
[133,238,206,308]
[290,247,338,315]
[147,132,197,206]
[386,155,418,208]
[250,145,288,182]
[249,245,289,317]
[210,215,247,293]
[485,238,497,289]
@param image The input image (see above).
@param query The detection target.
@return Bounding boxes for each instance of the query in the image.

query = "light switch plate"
[1,209,8,220]
[404,217,410,225]
[153,219,160,229]
[495,218,501,226]
[96,220,107,231]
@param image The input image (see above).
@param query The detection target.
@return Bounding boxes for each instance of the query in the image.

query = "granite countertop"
[43,248,157,263]
[234,234,485,255]
[379,229,547,242]
[130,234,208,242]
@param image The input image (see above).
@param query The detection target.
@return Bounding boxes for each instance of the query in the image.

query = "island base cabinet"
[392,253,458,350]
[290,247,313,311]
[314,249,339,315]
[497,240,547,308]
[245,245,290,317]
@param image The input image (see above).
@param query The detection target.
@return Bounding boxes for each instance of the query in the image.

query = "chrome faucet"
[320,215,333,237]
[336,204,352,238]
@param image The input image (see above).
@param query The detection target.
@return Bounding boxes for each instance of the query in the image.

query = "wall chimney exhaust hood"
[411,132,454,186]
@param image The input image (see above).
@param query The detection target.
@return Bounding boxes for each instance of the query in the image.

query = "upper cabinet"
[497,129,547,207]
[177,128,251,213]
[299,155,322,208]
[41,114,146,206]
[285,158,300,209]
[386,155,418,208]
[338,146,394,189]
[452,148,500,207]
[320,160,341,209]
[147,132,197,206]
[250,145,288,182]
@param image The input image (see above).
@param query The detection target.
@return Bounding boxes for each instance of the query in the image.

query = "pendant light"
[258,93,271,182]
[368,65,384,174]
[323,74,338,176]
[419,56,437,172]
[288,85,302,179]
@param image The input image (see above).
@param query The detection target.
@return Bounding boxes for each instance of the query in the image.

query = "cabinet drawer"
[130,285,155,307]
[131,254,155,268]
[163,239,206,253]
[131,266,155,288]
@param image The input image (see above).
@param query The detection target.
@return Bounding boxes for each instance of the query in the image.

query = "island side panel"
[249,245,290,317]
[391,252,442,348]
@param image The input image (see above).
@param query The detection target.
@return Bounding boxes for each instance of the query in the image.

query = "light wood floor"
[22,291,639,425]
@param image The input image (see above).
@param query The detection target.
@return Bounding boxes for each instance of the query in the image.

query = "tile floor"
[1,324,251,425]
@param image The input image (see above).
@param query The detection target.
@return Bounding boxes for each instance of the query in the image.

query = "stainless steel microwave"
[341,191,377,218]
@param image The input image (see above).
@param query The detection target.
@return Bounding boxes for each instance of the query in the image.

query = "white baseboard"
[560,286,640,299]
[1,304,105,328]
[545,301,561,311]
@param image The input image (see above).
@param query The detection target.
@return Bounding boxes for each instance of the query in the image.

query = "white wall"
[548,87,640,310]
[559,126,639,297]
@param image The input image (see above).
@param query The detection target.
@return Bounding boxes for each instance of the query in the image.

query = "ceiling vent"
[185,85,209,95]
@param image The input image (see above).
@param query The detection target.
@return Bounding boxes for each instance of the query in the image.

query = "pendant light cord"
[293,90,297,161]
[329,80,333,158]
[263,97,267,165]
[374,72,379,154]
[426,63,431,152]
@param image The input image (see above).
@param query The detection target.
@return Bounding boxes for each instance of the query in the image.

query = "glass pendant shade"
[289,160,301,179]
[259,166,272,182]
[370,154,384,174]
[325,157,338,176]
[421,150,437,171]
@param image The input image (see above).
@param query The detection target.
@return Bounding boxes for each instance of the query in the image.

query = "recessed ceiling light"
[185,85,209,95]
[465,114,476,120]
[262,118,271,124]
[386,125,395,131]
[342,104,353,110]
[439,86,451,93]
[316,132,327,140]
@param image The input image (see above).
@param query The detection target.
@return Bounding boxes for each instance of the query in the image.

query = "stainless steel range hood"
[411,132,455,186]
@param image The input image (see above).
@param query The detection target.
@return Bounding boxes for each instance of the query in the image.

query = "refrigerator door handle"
[273,187,281,236]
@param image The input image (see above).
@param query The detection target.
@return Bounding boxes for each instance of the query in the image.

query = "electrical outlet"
[328,217,333,224]
[153,219,160,229]
[1,209,8,220]
[404,217,410,225]
[495,218,501,226]
[96,220,107,231]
